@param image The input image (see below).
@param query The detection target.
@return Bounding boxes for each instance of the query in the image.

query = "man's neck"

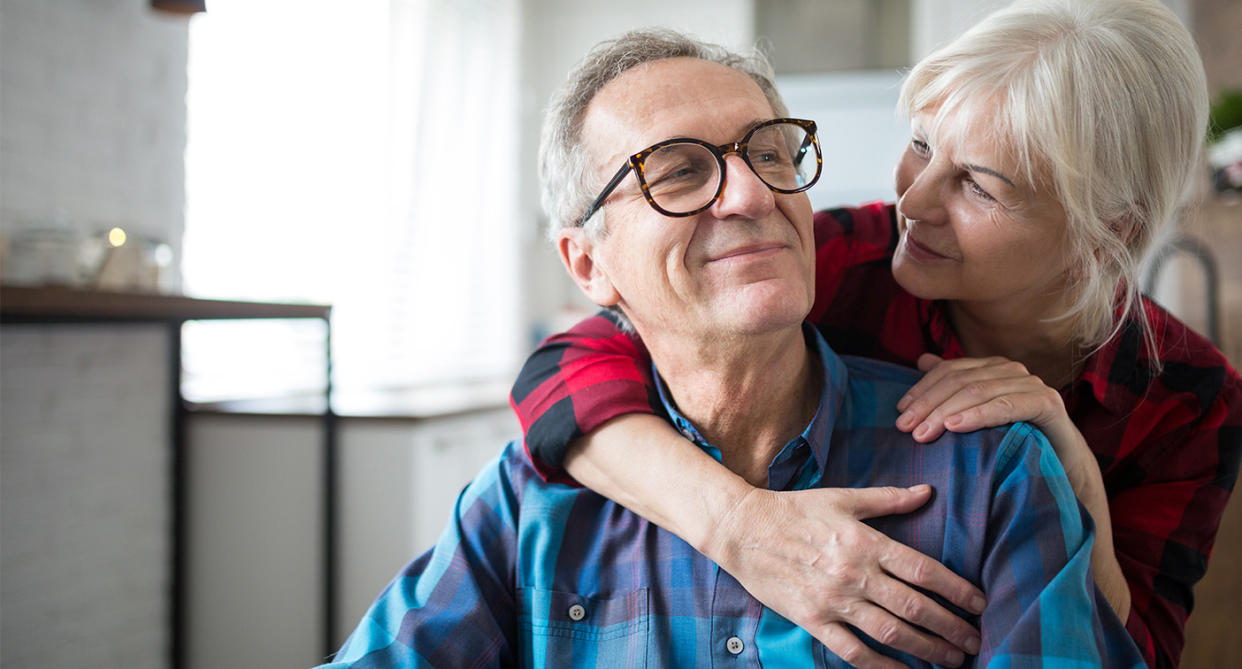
[644,326,821,487]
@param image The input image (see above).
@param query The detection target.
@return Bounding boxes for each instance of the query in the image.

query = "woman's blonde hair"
[899,0,1209,359]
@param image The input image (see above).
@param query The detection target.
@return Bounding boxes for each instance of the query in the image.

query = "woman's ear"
[556,227,621,307]
[1110,215,1141,248]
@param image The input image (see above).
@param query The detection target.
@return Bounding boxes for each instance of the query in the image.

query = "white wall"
[0,2,191,668]
[0,0,190,271]
[1,325,171,669]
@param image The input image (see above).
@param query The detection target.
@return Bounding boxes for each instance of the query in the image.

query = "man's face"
[568,57,816,342]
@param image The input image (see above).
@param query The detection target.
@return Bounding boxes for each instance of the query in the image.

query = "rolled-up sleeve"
[979,423,1146,667]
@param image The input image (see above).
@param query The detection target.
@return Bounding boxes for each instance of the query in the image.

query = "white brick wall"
[0,1,189,666]
[1,325,171,669]
[0,0,190,269]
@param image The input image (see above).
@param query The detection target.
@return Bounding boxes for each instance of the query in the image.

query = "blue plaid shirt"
[323,329,1144,667]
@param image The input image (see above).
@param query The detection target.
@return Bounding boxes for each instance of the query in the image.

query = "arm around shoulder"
[509,311,660,481]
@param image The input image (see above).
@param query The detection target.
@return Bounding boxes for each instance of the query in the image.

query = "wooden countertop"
[0,284,330,322]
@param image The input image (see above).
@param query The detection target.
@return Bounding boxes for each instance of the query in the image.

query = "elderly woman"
[509,0,1241,667]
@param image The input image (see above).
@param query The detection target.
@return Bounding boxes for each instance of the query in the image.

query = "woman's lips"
[903,233,954,261]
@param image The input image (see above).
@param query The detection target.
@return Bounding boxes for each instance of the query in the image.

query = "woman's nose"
[710,153,775,220]
[897,163,949,226]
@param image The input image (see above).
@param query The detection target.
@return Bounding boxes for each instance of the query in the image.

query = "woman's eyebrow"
[964,163,1015,187]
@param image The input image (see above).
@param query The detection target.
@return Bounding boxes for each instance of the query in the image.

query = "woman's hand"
[893,353,1131,620]
[896,354,1080,447]
[704,484,986,669]
[895,354,1097,492]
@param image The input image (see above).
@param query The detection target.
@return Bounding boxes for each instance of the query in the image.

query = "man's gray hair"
[538,28,788,241]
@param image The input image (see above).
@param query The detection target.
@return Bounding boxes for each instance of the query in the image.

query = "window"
[182,0,523,405]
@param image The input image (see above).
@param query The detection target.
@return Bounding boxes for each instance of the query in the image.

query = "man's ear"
[556,227,621,307]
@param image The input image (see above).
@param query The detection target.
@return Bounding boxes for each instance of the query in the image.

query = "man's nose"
[709,153,775,220]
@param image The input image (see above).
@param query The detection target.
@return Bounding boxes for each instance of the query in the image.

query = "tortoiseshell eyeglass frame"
[575,118,822,227]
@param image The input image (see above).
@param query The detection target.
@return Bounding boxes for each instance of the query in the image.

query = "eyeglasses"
[576,118,822,227]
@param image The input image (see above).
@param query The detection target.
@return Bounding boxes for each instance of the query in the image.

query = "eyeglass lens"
[641,122,816,214]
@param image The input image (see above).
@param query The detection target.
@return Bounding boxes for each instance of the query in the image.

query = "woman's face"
[892,108,1074,316]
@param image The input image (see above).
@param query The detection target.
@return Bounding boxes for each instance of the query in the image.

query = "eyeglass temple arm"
[794,134,815,168]
[576,163,635,227]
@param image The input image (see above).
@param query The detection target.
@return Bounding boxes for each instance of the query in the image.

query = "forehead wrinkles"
[582,58,772,171]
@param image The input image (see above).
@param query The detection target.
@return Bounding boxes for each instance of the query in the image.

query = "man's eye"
[649,164,700,184]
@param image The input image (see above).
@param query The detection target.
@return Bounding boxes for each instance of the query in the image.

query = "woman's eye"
[910,138,931,157]
[965,177,996,202]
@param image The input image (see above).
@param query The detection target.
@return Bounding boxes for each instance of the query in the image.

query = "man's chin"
[711,295,812,336]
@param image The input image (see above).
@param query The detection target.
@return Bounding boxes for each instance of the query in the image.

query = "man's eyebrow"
[741,117,777,135]
[964,164,1015,187]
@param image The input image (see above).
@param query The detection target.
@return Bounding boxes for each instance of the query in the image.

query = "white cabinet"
[184,407,517,669]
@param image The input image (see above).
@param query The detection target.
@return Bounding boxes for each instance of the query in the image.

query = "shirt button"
[567,604,586,621]
[726,636,744,655]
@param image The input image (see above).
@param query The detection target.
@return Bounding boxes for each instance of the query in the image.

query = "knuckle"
[905,557,931,584]
[836,641,864,663]
[943,368,967,384]
[880,485,906,501]
[963,381,991,400]
[874,620,903,645]
[900,595,926,620]
[993,394,1018,415]
[1004,360,1029,376]
[825,561,856,584]
[1041,386,1064,407]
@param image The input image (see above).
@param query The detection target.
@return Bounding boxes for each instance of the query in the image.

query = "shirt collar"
[651,324,849,488]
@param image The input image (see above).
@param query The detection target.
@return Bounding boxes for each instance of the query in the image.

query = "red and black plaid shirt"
[510,202,1242,668]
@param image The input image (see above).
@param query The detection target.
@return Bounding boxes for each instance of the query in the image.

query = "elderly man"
[321,31,1143,668]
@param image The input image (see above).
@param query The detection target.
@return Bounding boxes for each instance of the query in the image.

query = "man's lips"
[706,243,786,263]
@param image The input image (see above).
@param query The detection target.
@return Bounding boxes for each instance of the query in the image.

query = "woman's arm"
[565,414,987,669]
[510,311,659,480]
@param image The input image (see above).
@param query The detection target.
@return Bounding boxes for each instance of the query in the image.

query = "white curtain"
[183,0,522,402]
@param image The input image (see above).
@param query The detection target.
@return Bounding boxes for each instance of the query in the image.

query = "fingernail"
[897,394,912,410]
[965,634,981,655]
[970,594,987,614]
[913,423,930,440]
[897,410,916,430]
[945,414,962,428]
[944,648,965,666]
